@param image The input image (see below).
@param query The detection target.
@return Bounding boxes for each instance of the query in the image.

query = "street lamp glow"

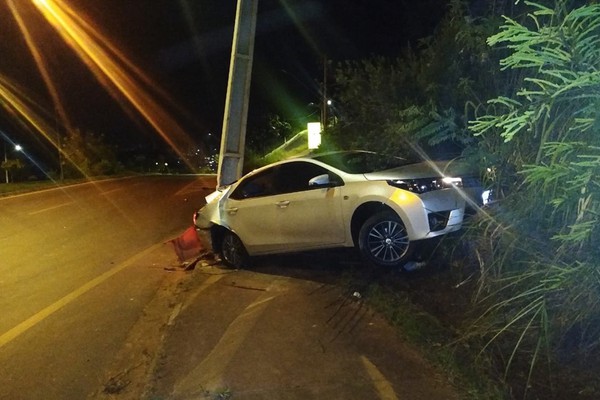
[15,144,22,151]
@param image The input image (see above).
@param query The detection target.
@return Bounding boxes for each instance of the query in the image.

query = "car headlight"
[387,177,462,194]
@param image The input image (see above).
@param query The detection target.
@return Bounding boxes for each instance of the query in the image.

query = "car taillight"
[387,177,462,194]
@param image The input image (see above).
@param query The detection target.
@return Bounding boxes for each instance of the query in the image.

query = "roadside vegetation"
[1,127,123,183]
[248,0,600,398]
[0,180,72,196]
[59,128,123,178]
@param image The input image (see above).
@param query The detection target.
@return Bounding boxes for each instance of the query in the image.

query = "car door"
[222,161,346,255]
[267,161,346,252]
[223,166,285,254]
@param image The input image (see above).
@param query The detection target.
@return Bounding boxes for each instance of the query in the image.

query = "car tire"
[358,211,413,268]
[219,231,250,268]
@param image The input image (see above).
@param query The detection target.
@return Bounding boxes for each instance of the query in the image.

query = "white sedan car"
[194,150,470,269]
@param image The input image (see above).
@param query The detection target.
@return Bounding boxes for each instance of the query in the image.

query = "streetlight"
[3,143,22,183]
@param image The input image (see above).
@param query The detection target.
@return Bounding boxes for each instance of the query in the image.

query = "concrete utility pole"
[217,0,258,187]
[3,142,8,184]
[321,56,328,134]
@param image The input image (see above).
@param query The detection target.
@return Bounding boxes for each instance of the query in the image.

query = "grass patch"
[0,173,184,197]
[341,270,507,400]
[0,180,76,196]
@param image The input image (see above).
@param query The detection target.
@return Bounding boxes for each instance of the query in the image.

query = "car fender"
[194,186,231,230]
[342,183,424,239]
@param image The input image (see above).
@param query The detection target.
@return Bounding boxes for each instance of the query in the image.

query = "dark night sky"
[0,0,450,161]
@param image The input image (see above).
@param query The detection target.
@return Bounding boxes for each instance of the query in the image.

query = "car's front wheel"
[219,230,249,268]
[358,211,412,268]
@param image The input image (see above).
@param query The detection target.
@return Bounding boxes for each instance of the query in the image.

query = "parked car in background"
[194,150,480,269]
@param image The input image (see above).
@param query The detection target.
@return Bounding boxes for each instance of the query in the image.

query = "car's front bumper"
[386,187,465,240]
[195,226,214,252]
[423,208,464,238]
[193,206,217,252]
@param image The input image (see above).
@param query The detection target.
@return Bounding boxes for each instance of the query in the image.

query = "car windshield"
[312,151,412,174]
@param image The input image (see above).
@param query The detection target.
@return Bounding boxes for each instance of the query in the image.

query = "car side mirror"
[309,173,341,188]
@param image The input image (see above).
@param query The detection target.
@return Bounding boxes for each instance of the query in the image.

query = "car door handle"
[275,200,290,208]
[226,207,239,215]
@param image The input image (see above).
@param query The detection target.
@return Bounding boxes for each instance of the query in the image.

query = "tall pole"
[55,107,64,181]
[58,131,64,181]
[217,0,258,187]
[3,142,8,184]
[321,56,327,134]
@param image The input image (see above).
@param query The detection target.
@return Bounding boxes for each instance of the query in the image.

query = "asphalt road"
[0,175,214,399]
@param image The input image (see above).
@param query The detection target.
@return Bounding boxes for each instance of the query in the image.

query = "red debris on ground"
[169,226,205,262]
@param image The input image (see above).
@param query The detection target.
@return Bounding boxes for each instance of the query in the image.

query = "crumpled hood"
[362,160,472,181]
[204,184,231,204]
[195,185,232,229]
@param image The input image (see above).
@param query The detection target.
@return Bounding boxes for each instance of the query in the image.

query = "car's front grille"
[428,211,450,231]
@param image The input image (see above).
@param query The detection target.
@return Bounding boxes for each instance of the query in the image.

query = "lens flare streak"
[30,0,196,168]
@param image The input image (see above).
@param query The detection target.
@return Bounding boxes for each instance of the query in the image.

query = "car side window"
[229,168,277,200]
[274,162,338,194]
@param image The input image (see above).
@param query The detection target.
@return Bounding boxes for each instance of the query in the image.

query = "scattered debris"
[163,258,199,272]
[163,251,221,272]
[103,373,131,394]
[403,260,427,272]
[202,387,233,400]
[229,282,267,292]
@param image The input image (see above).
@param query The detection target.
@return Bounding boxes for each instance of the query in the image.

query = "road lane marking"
[174,295,276,394]
[28,201,74,215]
[167,303,183,326]
[99,188,125,195]
[361,355,399,400]
[0,243,162,350]
[0,176,137,200]
[173,277,288,396]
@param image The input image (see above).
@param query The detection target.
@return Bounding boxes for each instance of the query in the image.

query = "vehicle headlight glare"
[482,189,493,205]
[442,177,462,186]
[387,177,462,194]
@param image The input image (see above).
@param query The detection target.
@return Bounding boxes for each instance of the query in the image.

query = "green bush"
[467,1,600,395]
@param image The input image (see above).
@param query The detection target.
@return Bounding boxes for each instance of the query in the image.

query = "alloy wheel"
[366,219,410,264]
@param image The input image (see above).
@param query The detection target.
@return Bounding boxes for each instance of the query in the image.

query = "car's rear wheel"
[359,211,412,268]
[219,231,249,268]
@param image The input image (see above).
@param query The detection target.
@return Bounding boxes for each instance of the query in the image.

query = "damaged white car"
[194,150,475,269]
